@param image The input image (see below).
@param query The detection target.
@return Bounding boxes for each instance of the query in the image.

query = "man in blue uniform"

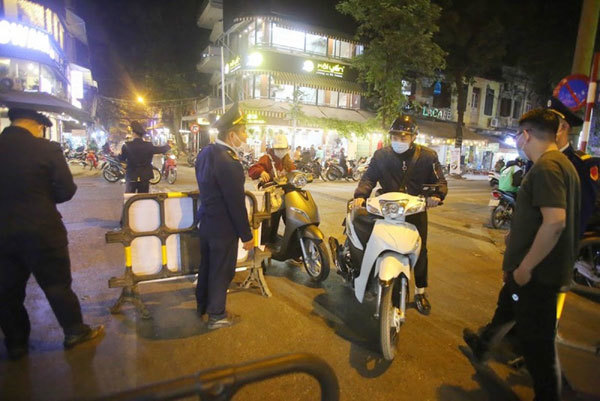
[195,104,253,330]
[119,121,170,193]
[547,97,599,233]
[353,115,447,315]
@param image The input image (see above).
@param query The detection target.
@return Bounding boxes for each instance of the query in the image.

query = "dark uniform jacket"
[563,144,599,233]
[119,138,170,181]
[0,126,77,251]
[195,142,252,242]
[354,145,448,200]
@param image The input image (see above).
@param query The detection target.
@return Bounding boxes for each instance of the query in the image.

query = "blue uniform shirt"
[563,144,600,233]
[195,141,252,242]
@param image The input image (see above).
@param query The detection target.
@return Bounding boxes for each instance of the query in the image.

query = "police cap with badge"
[212,102,246,134]
[8,108,53,127]
[546,97,583,128]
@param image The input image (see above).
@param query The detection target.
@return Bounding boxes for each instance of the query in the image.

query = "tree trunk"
[169,105,186,153]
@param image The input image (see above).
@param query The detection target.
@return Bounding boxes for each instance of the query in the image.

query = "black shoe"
[414,293,431,315]
[207,313,239,330]
[462,328,488,363]
[64,325,104,349]
[7,345,28,361]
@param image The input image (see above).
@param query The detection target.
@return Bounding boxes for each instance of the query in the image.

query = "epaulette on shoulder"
[578,153,592,160]
[226,148,239,161]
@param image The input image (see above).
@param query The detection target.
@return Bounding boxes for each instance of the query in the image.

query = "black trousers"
[480,276,561,401]
[406,211,428,288]
[0,246,88,349]
[125,180,149,193]
[196,236,238,319]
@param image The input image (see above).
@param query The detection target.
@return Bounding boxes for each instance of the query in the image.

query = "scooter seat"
[352,208,381,246]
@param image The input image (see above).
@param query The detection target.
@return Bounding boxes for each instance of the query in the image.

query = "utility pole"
[571,0,600,75]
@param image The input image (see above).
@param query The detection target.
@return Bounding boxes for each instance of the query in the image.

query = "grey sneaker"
[207,314,239,330]
[64,325,104,349]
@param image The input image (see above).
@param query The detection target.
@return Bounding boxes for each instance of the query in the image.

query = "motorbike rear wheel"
[380,279,405,360]
[301,238,331,282]
[103,165,120,183]
[150,167,161,185]
[571,236,600,300]
[167,169,177,184]
[352,169,363,181]
[490,204,511,229]
[326,167,341,181]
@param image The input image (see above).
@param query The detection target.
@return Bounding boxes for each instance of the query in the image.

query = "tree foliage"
[336,0,445,128]
[434,0,506,147]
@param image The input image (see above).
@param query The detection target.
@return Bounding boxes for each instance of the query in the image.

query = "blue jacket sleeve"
[216,158,253,242]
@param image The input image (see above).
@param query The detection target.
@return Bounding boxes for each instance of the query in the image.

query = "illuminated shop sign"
[246,113,265,124]
[224,56,241,74]
[316,62,345,78]
[422,106,452,121]
[0,20,58,61]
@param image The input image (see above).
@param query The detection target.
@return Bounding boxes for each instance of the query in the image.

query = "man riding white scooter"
[352,115,447,315]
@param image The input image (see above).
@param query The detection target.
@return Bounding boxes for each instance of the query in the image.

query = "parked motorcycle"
[324,159,346,181]
[329,185,442,360]
[101,155,126,183]
[161,154,178,184]
[297,158,324,180]
[572,224,600,297]
[85,149,98,170]
[489,189,515,229]
[261,171,331,282]
[352,157,370,181]
[187,151,198,167]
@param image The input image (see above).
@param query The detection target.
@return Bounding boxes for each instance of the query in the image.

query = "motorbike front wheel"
[301,238,331,282]
[380,279,405,360]
[167,169,177,184]
[490,204,511,229]
[150,167,161,185]
[325,167,341,181]
[571,236,600,299]
[352,169,363,181]
[103,166,120,183]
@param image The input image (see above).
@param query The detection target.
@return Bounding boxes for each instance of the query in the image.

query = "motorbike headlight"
[379,200,408,219]
[291,174,308,188]
[169,154,176,160]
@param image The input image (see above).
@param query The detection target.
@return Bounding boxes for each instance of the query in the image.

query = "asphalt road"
[1,165,599,401]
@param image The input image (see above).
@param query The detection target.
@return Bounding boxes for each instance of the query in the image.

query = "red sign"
[553,74,589,111]
[190,124,200,133]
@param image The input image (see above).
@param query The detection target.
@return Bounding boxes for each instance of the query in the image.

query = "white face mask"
[274,149,287,159]
[391,141,410,154]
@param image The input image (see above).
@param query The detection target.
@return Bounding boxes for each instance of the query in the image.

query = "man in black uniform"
[195,104,254,330]
[0,108,103,360]
[547,97,599,233]
[353,115,448,315]
[119,121,170,193]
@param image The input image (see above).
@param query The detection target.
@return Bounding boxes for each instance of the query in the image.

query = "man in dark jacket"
[353,115,447,315]
[195,103,253,330]
[0,108,103,360]
[119,121,170,193]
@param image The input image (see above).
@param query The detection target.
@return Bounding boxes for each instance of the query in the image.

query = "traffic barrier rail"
[90,353,339,401]
[106,190,272,319]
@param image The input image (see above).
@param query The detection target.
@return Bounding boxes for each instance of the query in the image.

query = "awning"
[246,70,363,94]
[0,91,92,122]
[415,118,488,141]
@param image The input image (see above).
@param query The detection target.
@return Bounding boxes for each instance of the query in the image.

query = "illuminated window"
[355,45,364,56]
[3,59,40,92]
[339,92,351,108]
[298,87,317,104]
[270,76,294,101]
[256,20,270,45]
[253,74,269,99]
[272,23,304,51]
[306,33,327,56]
[318,89,339,108]
[248,22,255,46]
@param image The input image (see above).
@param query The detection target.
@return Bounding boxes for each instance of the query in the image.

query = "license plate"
[488,199,500,207]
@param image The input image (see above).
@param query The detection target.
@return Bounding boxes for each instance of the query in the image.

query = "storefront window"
[499,97,511,117]
[7,59,40,92]
[254,74,269,99]
[512,99,522,119]
[352,94,361,109]
[339,92,351,108]
[355,45,364,56]
[332,40,352,58]
[306,33,327,56]
[256,20,271,45]
[298,87,317,104]
[317,89,339,107]
[248,22,256,46]
[270,77,294,101]
[272,23,304,51]
[40,64,53,94]
[484,88,494,116]
[242,75,254,99]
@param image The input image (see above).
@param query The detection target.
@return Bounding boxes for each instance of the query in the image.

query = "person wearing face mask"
[195,103,254,330]
[353,114,447,315]
[248,135,296,245]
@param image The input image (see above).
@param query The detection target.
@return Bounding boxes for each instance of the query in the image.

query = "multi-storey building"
[0,0,96,144]
[192,0,382,158]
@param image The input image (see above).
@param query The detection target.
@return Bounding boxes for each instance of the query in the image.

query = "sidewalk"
[69,165,102,178]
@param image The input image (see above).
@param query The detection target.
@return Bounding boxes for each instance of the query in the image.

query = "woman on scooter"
[248,135,296,245]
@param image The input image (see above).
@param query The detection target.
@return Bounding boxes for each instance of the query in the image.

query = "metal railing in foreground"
[90,353,339,401]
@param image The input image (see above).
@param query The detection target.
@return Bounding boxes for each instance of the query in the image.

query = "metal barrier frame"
[106,190,272,319]
[90,353,339,401]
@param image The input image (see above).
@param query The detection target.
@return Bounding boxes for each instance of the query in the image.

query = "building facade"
[0,0,96,144]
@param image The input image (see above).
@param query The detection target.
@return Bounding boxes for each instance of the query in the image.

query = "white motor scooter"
[329,185,441,360]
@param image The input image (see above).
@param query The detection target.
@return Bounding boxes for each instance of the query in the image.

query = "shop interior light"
[247,52,263,67]
[303,60,314,72]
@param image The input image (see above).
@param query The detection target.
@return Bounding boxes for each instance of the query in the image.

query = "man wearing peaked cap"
[0,108,104,359]
[195,102,253,330]
[547,97,599,233]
